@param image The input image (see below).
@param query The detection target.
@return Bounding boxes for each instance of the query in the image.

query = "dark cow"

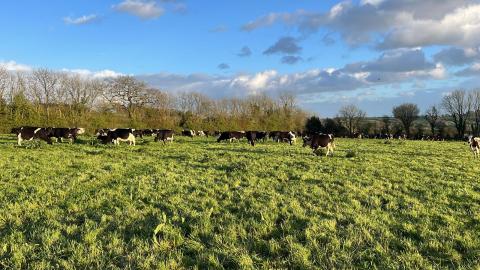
[12,126,53,146]
[245,131,268,146]
[303,133,335,156]
[50,127,85,143]
[255,131,267,142]
[142,129,155,136]
[97,129,135,145]
[468,136,480,158]
[217,131,246,143]
[154,129,174,143]
[269,131,296,145]
[133,130,144,138]
[246,131,257,146]
[182,130,195,137]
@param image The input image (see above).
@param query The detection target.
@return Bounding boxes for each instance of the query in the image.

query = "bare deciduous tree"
[103,76,151,121]
[425,105,440,136]
[470,90,480,136]
[392,103,419,137]
[442,89,472,138]
[338,104,366,137]
[31,69,59,124]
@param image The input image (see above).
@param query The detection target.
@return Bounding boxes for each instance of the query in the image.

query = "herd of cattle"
[9,127,336,155]
[10,126,480,157]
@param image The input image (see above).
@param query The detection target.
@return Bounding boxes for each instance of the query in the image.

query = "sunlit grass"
[0,135,479,269]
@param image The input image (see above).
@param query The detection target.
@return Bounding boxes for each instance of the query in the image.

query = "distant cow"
[142,129,155,137]
[245,131,267,146]
[154,129,174,144]
[196,130,206,136]
[269,131,296,145]
[99,129,135,145]
[217,131,246,143]
[50,127,85,143]
[182,130,195,137]
[133,130,144,138]
[468,136,480,158]
[12,126,53,146]
[303,133,335,156]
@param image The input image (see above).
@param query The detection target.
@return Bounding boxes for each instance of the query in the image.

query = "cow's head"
[10,127,21,134]
[76,128,85,135]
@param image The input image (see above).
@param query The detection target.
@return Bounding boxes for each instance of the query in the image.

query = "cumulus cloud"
[242,0,480,48]
[343,49,435,73]
[281,56,303,65]
[263,37,302,55]
[455,63,480,76]
[217,63,230,70]
[61,68,124,78]
[113,0,164,19]
[0,61,32,72]
[237,46,252,57]
[63,14,99,25]
[433,47,479,66]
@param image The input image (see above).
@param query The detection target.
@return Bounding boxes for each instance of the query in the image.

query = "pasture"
[0,135,479,269]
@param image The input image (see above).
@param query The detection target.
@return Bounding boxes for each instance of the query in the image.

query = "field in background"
[0,135,479,269]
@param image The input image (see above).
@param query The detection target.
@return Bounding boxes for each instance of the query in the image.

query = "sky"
[1,0,480,116]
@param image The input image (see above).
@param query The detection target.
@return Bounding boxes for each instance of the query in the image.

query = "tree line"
[0,68,307,133]
[1,67,479,139]
[305,89,480,139]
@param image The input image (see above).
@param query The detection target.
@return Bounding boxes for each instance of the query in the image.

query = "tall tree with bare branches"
[392,103,419,137]
[442,89,472,138]
[425,105,440,136]
[338,104,366,136]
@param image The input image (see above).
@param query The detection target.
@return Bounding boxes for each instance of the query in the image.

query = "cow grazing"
[182,130,195,137]
[303,133,335,156]
[246,131,257,146]
[142,129,155,137]
[255,131,267,142]
[101,129,136,145]
[12,126,53,146]
[217,131,246,143]
[50,127,85,143]
[154,129,174,144]
[133,130,144,138]
[468,136,480,158]
[269,131,296,145]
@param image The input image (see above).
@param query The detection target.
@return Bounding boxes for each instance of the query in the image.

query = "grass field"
[0,135,479,269]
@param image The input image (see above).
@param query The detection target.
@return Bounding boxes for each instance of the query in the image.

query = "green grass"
[0,135,479,269]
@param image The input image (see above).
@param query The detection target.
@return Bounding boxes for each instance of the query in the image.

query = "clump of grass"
[345,150,356,158]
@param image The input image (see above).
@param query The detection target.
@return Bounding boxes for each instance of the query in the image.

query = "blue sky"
[1,0,480,116]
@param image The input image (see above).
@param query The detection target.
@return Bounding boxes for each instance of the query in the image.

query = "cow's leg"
[17,134,22,146]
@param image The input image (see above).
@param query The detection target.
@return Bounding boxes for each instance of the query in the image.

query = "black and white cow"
[468,136,480,158]
[269,131,296,145]
[182,130,195,137]
[217,131,246,143]
[11,126,53,146]
[245,131,267,146]
[196,130,206,136]
[154,129,174,144]
[50,127,85,143]
[303,133,335,156]
[97,129,136,145]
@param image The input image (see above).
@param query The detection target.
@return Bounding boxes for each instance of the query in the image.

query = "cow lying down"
[303,133,335,156]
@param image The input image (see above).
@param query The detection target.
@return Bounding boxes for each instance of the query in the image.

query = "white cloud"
[242,0,480,48]
[63,14,98,25]
[0,61,32,72]
[62,68,124,78]
[113,0,164,19]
